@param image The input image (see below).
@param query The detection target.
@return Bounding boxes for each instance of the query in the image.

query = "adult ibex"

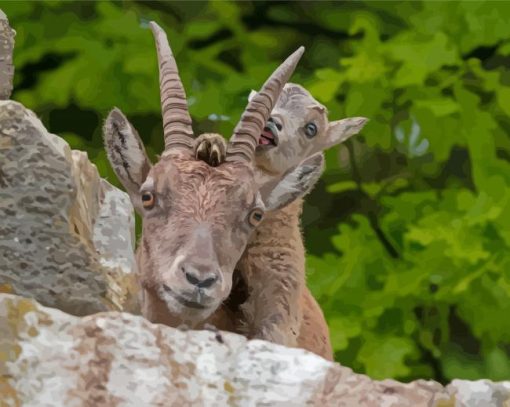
[103,22,323,330]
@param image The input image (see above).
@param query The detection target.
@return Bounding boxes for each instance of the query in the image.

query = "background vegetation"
[4,1,510,383]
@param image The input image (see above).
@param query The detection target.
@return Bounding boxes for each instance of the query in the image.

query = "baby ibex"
[103,22,323,330]
[196,84,367,360]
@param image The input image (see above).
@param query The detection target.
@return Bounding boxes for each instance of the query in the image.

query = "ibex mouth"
[258,121,279,148]
[162,285,208,310]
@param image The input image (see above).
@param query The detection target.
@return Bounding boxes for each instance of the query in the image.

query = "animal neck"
[255,168,289,203]
[254,167,284,189]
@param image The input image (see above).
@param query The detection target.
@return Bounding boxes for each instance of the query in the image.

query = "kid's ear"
[264,153,324,211]
[248,89,258,102]
[103,108,151,204]
[321,117,368,149]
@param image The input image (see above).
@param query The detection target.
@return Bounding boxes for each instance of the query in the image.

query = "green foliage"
[4,1,510,382]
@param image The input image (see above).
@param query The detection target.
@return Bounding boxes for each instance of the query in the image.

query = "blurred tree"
[3,0,510,382]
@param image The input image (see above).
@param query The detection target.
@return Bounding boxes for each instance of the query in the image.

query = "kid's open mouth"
[258,121,279,148]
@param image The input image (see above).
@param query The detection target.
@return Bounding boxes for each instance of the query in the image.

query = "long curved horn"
[149,21,194,151]
[226,46,304,162]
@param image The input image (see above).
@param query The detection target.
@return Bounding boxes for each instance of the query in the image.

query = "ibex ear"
[321,117,368,150]
[103,108,151,202]
[264,153,324,211]
[248,89,257,102]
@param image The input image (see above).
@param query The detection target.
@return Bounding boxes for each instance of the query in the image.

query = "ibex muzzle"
[165,223,220,298]
[104,22,324,325]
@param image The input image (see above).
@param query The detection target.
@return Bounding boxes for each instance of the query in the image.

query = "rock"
[3,294,510,406]
[447,379,510,407]
[0,9,14,100]
[4,293,505,407]
[0,100,139,315]
[0,293,428,406]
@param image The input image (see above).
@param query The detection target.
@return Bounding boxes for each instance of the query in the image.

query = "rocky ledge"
[0,294,509,406]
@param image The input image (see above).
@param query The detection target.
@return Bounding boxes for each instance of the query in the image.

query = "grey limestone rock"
[2,294,509,407]
[0,100,139,316]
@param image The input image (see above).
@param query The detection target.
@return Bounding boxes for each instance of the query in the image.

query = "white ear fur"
[103,108,151,207]
[248,89,258,102]
[264,153,325,211]
[323,117,368,149]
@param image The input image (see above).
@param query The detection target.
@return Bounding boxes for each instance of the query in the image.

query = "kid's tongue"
[259,129,274,145]
[259,136,271,145]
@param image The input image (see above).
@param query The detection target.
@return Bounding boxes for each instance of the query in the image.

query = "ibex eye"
[248,209,264,226]
[141,192,155,209]
[304,122,317,138]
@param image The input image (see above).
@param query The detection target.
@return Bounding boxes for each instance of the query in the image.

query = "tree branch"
[346,140,401,259]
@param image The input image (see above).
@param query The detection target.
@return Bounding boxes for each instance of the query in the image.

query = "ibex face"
[253,84,368,176]
[136,153,259,321]
[104,22,324,324]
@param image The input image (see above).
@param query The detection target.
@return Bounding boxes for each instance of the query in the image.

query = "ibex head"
[103,22,323,324]
[252,84,368,176]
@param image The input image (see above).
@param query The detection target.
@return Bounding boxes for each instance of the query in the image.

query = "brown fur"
[238,199,333,360]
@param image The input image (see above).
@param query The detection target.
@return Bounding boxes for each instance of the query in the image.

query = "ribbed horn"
[226,46,304,162]
[149,21,194,151]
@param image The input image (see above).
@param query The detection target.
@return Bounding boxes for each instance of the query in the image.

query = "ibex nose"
[183,266,218,289]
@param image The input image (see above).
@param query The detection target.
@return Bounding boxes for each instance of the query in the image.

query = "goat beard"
[156,286,219,326]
